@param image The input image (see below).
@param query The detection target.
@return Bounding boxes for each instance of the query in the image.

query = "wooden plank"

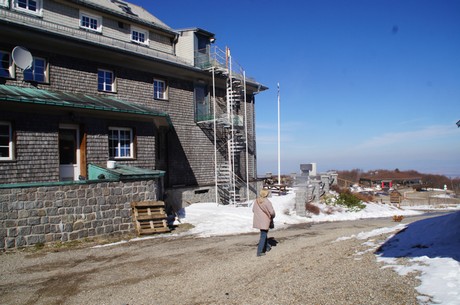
[136,213,166,220]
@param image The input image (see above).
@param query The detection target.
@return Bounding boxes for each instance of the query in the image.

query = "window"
[0,0,9,8]
[79,11,102,32]
[195,84,211,122]
[0,51,14,79]
[13,0,42,15]
[154,79,167,100]
[109,127,133,159]
[131,27,148,45]
[98,69,115,92]
[0,122,13,161]
[23,57,47,83]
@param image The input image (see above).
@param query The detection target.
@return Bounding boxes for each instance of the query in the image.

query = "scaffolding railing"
[194,46,255,82]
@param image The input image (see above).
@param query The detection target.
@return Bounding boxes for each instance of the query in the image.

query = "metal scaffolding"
[195,46,250,205]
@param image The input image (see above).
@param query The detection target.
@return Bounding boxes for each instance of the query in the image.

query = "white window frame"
[23,57,48,83]
[0,122,13,161]
[153,79,167,100]
[0,51,15,79]
[13,0,42,16]
[98,69,115,92]
[108,127,134,159]
[79,11,102,33]
[131,26,149,45]
[0,0,9,8]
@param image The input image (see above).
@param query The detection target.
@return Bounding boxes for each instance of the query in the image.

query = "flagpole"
[277,82,281,185]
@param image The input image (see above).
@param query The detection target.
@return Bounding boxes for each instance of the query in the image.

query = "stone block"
[6,228,18,237]
[27,235,46,245]
[15,236,26,247]
[18,210,29,219]
[27,217,40,226]
[6,237,16,249]
[68,231,79,240]
[32,225,45,234]
[18,226,31,235]
[73,220,85,231]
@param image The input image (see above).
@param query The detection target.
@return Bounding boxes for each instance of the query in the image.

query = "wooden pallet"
[131,200,170,235]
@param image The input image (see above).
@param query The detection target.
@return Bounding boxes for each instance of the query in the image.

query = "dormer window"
[131,26,148,45]
[80,11,102,32]
[13,0,42,15]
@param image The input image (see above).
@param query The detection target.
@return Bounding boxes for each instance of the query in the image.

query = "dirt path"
[0,215,430,305]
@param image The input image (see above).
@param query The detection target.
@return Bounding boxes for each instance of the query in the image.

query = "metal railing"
[194,46,256,82]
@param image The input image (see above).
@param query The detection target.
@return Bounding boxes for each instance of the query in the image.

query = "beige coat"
[252,197,276,230]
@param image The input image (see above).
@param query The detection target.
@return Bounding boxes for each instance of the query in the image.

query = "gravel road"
[0,215,431,305]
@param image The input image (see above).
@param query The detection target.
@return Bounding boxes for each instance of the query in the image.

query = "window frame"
[79,11,102,33]
[130,26,149,45]
[0,121,14,161]
[97,69,116,93]
[13,0,42,16]
[0,50,15,79]
[23,57,48,83]
[0,0,9,8]
[153,78,167,100]
[194,84,211,122]
[108,127,134,160]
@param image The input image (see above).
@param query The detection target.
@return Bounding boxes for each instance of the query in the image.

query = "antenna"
[12,46,33,70]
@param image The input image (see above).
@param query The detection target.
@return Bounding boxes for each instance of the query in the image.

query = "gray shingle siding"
[0,111,60,183]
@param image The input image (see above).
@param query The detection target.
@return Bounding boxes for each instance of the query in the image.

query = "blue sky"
[133,0,460,177]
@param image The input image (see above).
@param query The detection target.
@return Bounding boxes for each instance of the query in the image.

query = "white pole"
[243,71,249,201]
[277,82,281,185]
[212,67,218,204]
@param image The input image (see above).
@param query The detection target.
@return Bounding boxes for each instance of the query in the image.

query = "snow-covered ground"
[101,188,460,304]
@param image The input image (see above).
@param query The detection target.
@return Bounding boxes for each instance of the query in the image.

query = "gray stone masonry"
[0,179,160,250]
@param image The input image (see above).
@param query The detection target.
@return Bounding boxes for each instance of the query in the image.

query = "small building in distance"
[359,172,422,190]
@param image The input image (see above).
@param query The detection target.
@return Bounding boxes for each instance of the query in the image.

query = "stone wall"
[0,179,160,250]
[166,180,263,212]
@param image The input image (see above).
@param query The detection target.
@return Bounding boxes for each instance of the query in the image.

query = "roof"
[0,85,171,126]
[88,163,165,180]
[73,0,176,35]
[177,28,216,38]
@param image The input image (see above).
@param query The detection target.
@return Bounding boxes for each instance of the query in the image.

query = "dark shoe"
[257,253,266,257]
[266,246,272,252]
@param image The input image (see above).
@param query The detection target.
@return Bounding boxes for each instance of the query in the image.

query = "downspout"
[212,67,218,204]
[243,70,249,201]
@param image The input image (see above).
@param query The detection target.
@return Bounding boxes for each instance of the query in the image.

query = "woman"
[252,189,276,256]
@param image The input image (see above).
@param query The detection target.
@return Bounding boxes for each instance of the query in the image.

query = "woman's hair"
[259,189,270,198]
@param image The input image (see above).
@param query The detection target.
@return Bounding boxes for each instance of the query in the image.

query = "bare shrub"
[354,192,374,202]
[305,202,320,215]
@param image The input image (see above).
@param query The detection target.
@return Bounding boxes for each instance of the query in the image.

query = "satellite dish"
[12,46,33,70]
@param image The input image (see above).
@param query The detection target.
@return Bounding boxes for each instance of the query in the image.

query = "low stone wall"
[0,179,160,250]
[166,181,263,212]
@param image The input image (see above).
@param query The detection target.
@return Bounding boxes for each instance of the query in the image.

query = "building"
[0,0,266,249]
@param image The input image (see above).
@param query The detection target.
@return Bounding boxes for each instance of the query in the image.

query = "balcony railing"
[194,46,256,82]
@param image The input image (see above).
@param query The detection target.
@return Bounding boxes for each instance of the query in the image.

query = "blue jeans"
[257,229,269,256]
